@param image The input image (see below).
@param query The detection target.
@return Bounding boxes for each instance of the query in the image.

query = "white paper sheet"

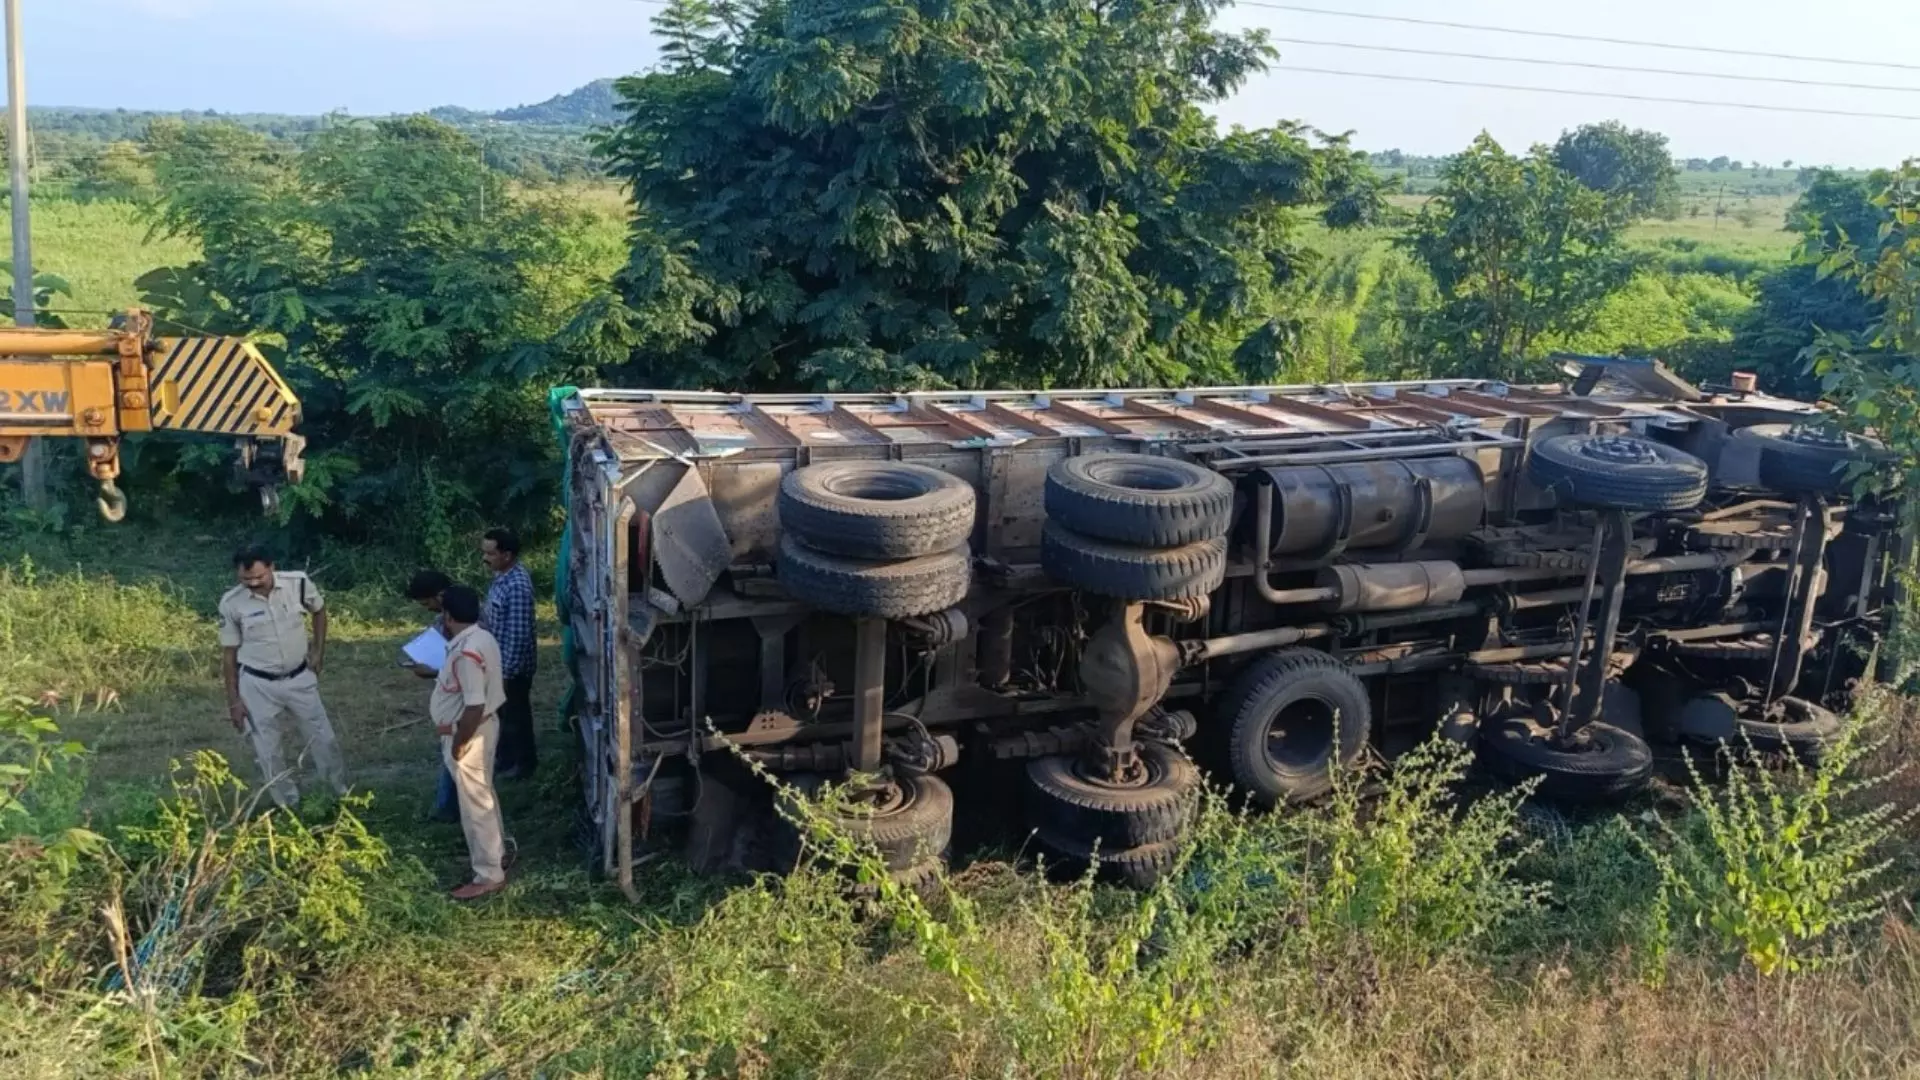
[403,627,448,670]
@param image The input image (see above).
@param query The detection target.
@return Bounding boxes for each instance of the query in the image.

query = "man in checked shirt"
[481,528,538,780]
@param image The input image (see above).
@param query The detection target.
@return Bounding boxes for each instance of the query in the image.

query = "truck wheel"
[777,772,955,872]
[1735,423,1888,496]
[777,535,970,618]
[1735,696,1843,764]
[1040,521,1225,600]
[779,461,977,559]
[1025,743,1198,851]
[1045,454,1233,546]
[1527,433,1708,511]
[1033,829,1184,890]
[1481,717,1653,803]
[1216,648,1372,807]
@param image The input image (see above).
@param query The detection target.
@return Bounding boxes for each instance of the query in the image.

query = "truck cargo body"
[555,369,1897,894]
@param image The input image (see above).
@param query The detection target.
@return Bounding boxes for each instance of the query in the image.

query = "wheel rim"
[1783,424,1850,450]
[1070,752,1161,791]
[1265,697,1337,770]
[822,470,932,501]
[1083,458,1189,492]
[1579,435,1659,466]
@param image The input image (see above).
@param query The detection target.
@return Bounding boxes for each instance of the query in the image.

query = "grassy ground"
[0,199,198,325]
[5,527,1920,1077]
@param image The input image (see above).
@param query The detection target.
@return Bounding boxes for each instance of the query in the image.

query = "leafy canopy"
[1551,121,1678,218]
[1730,170,1891,399]
[1810,161,1920,501]
[582,0,1385,392]
[137,116,609,557]
[1403,134,1637,381]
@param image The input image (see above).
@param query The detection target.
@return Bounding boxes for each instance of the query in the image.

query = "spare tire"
[1045,454,1233,546]
[1040,521,1225,600]
[1527,433,1709,511]
[1215,647,1372,807]
[780,461,976,559]
[1481,717,1653,803]
[1734,423,1888,496]
[777,535,970,618]
[1025,743,1199,851]
[1032,829,1184,890]
[1736,695,1843,764]
[776,772,955,872]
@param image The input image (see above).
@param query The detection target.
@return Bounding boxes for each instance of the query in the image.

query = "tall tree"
[1550,121,1678,218]
[1729,170,1891,398]
[1809,162,1920,499]
[1403,134,1637,381]
[138,117,608,557]
[577,0,1385,392]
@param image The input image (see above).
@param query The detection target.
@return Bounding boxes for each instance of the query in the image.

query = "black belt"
[241,661,307,682]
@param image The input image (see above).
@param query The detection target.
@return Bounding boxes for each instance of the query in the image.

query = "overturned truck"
[555,360,1899,895]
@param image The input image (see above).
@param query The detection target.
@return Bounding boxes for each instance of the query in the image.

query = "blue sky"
[29,0,1920,167]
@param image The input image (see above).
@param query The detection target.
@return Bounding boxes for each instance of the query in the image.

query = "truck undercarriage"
[555,361,1899,897]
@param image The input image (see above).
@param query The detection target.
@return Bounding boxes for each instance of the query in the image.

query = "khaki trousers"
[238,669,346,809]
[443,717,506,885]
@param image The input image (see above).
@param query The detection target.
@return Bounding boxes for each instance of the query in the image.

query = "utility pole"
[4,0,42,509]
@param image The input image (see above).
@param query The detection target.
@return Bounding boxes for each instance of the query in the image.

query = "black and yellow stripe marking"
[150,338,300,435]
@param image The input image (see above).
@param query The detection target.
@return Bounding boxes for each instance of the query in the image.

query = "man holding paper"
[402,570,458,822]
[432,585,510,900]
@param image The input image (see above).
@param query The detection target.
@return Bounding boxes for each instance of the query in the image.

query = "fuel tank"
[1252,456,1486,558]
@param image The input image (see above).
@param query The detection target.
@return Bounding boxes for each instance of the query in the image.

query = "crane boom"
[0,310,305,520]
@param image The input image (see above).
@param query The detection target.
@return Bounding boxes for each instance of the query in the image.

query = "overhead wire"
[1265,36,1920,95]
[1271,67,1920,122]
[1237,3,1920,73]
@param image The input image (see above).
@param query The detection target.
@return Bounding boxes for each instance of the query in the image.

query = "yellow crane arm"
[0,311,305,520]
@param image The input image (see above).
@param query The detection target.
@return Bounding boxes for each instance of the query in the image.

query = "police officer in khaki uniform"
[431,585,509,899]
[218,546,347,809]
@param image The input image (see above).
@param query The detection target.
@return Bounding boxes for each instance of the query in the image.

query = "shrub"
[1635,694,1919,976]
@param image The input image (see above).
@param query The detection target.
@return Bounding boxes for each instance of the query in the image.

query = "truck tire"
[1032,829,1184,890]
[776,772,955,872]
[1481,717,1653,803]
[1527,433,1708,511]
[779,461,976,559]
[1045,454,1233,546]
[1735,695,1843,764]
[1040,521,1226,600]
[1025,743,1198,851]
[777,535,970,618]
[1734,423,1888,496]
[1216,647,1372,806]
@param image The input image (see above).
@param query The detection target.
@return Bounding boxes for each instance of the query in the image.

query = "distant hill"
[33,79,624,139]
[24,80,629,184]
[487,79,620,126]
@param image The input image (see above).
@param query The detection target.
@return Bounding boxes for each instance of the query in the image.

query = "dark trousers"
[495,674,537,775]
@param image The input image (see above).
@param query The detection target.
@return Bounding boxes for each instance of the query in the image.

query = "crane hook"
[96,479,128,523]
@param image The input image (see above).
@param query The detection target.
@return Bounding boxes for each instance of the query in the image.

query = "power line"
[1277,66,1920,122]
[1242,4,1920,73]
[1269,36,1920,94]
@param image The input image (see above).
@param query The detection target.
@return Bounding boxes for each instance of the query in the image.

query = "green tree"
[137,117,609,555]
[1729,170,1891,398]
[1550,121,1678,217]
[1809,162,1920,500]
[1403,134,1637,381]
[71,140,156,203]
[577,0,1385,392]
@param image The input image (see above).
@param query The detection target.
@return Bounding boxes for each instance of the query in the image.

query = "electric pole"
[4,0,43,509]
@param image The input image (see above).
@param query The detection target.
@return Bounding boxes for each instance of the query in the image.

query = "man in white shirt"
[431,585,509,899]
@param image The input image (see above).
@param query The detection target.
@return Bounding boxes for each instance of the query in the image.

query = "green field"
[0,199,198,325]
